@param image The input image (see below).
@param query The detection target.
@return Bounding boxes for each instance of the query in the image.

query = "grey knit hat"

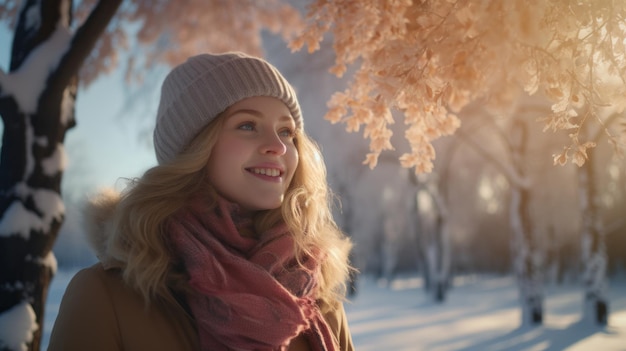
[153,52,302,165]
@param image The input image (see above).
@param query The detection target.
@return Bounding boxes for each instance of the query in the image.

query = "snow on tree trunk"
[578,152,609,325]
[416,181,450,303]
[510,185,543,325]
[0,1,121,350]
[424,231,448,303]
[412,189,431,292]
[509,119,543,326]
[432,174,452,303]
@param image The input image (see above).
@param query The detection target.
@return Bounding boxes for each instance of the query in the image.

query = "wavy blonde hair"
[91,112,352,310]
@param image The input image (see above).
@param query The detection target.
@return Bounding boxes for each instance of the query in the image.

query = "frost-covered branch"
[293,0,626,173]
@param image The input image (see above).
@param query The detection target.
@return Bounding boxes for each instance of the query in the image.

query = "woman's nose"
[260,132,287,155]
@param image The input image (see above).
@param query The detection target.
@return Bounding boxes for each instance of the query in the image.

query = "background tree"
[576,110,623,325]
[414,177,451,303]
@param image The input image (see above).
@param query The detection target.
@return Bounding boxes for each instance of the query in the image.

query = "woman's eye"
[237,122,255,131]
[279,128,295,138]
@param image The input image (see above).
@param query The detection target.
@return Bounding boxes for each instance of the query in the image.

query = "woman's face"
[206,96,299,214]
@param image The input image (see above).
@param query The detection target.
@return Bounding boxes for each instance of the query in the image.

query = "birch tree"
[507,117,544,325]
[576,111,622,325]
[450,100,557,325]
[578,145,609,325]
[414,181,451,303]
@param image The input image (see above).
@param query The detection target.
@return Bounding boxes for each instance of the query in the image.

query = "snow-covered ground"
[43,269,626,350]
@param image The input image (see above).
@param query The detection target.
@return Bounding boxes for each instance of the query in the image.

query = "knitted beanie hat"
[153,52,302,165]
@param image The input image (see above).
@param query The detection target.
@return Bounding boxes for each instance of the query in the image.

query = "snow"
[47,252,59,275]
[0,25,71,114]
[32,188,65,223]
[40,269,626,350]
[0,201,43,238]
[42,143,68,175]
[0,188,64,239]
[60,86,75,126]
[25,251,58,276]
[345,274,626,350]
[0,301,38,351]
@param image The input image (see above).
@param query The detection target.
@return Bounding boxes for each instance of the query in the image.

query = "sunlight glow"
[417,190,433,214]
[478,177,500,214]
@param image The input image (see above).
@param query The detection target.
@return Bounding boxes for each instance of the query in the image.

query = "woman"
[48,52,354,351]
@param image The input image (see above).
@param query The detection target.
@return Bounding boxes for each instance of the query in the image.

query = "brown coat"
[48,264,354,351]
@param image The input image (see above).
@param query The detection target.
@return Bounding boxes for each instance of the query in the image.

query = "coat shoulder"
[48,264,198,351]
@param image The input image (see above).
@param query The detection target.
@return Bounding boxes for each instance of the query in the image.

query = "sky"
[58,68,158,191]
[40,268,626,351]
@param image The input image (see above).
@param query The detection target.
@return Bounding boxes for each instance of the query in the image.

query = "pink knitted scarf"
[167,197,338,351]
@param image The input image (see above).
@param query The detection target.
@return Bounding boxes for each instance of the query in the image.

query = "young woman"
[48,52,354,351]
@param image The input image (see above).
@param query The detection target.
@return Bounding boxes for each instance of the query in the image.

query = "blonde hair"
[92,113,352,309]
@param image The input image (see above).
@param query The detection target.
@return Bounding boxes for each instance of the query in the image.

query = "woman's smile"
[246,166,284,182]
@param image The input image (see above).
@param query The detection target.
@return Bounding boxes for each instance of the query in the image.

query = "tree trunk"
[578,151,609,325]
[415,182,450,303]
[0,1,121,350]
[428,194,450,303]
[509,119,543,326]
[412,190,432,293]
[510,185,543,325]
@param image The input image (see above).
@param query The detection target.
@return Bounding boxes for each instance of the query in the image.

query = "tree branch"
[592,112,622,143]
[10,0,62,71]
[46,0,122,94]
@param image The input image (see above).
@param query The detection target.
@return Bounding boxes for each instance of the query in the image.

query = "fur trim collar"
[83,188,122,269]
